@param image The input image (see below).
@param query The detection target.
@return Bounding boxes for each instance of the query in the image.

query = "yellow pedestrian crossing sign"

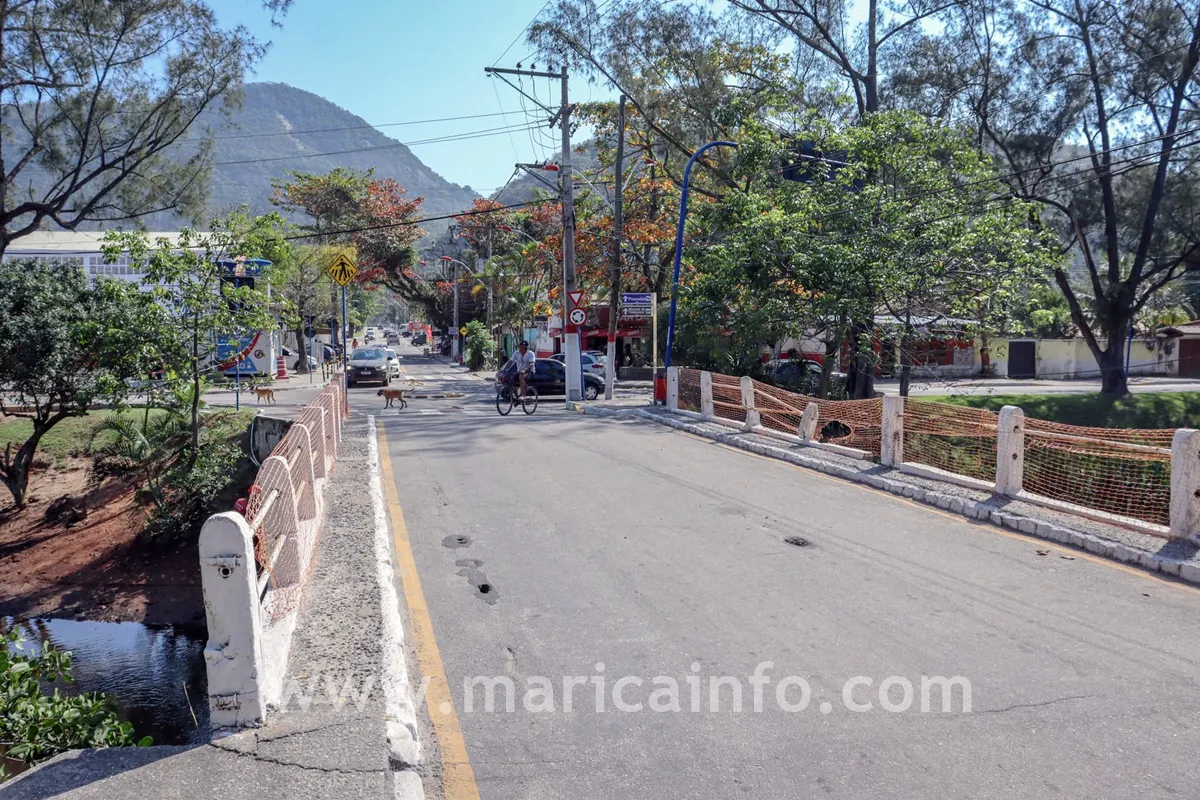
[327,254,358,287]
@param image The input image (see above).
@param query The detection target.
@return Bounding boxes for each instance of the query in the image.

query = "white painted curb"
[367,415,425,799]
[579,406,1200,586]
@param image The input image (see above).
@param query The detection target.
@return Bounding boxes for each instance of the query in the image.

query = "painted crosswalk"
[378,406,489,417]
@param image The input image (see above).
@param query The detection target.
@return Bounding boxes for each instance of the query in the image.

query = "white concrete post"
[700,371,714,419]
[881,395,905,467]
[740,375,760,431]
[200,512,266,729]
[798,403,819,440]
[666,366,680,411]
[1169,428,1200,540]
[995,405,1025,496]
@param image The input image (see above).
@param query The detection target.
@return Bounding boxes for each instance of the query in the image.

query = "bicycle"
[496,372,538,416]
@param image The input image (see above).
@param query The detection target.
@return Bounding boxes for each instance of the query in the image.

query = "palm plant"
[88,410,189,510]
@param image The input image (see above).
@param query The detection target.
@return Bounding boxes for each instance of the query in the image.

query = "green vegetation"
[924,393,1200,430]
[0,628,150,781]
[463,320,497,371]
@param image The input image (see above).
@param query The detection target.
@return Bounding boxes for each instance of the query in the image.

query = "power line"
[212,121,545,167]
[205,110,528,141]
[492,0,554,67]
[282,198,556,241]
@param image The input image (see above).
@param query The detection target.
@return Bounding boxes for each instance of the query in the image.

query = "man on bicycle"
[502,340,536,397]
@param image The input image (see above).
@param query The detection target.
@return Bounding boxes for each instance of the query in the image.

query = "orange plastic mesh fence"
[903,401,998,483]
[1023,419,1172,528]
[753,380,883,458]
[711,373,746,425]
[245,381,343,624]
[678,368,702,412]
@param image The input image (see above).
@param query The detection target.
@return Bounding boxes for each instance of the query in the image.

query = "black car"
[500,358,603,400]
[347,348,392,387]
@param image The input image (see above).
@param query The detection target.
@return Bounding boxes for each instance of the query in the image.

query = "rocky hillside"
[178,82,480,229]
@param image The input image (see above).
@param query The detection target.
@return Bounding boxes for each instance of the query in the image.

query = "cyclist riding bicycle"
[500,340,536,397]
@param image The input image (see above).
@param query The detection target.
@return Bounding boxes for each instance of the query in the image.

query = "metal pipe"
[664,141,738,369]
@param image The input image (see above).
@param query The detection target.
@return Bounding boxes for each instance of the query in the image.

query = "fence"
[665,366,1200,541]
[198,380,346,729]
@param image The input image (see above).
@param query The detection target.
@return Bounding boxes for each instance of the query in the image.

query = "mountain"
[176,82,480,232]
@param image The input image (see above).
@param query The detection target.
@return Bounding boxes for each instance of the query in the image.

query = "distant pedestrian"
[352,337,358,350]
[623,344,633,368]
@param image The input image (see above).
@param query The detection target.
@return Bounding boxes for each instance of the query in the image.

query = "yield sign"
[327,254,358,287]
[567,290,585,309]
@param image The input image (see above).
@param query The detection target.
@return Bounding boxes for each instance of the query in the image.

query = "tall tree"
[0,0,277,256]
[0,260,153,507]
[896,0,1200,393]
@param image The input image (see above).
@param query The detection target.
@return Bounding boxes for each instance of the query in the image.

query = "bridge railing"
[198,380,346,729]
[666,366,1198,540]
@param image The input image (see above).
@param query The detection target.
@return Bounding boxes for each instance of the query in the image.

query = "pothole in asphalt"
[784,536,812,548]
[455,558,499,605]
[442,534,472,549]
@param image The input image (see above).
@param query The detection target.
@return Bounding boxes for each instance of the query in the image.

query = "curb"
[578,405,1200,587]
[365,416,426,799]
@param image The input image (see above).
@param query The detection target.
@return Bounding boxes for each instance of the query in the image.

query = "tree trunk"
[1,426,48,509]
[1098,342,1129,395]
[849,320,876,399]
[293,325,310,374]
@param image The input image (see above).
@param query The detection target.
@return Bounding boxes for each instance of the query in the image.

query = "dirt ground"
[0,460,204,626]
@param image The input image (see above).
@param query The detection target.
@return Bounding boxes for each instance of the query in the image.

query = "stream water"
[2,617,210,746]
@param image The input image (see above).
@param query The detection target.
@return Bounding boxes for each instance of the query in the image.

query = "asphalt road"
[370,356,1200,800]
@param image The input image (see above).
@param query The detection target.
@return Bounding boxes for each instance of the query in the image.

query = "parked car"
[499,358,603,400]
[385,348,401,379]
[346,348,392,387]
[550,352,607,375]
[763,358,846,396]
[412,332,427,346]
[280,346,317,371]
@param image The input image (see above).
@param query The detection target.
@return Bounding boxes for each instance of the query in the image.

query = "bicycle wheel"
[496,386,514,416]
[521,385,539,415]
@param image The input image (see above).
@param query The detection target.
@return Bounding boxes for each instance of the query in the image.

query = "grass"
[0,408,256,466]
[922,392,1200,430]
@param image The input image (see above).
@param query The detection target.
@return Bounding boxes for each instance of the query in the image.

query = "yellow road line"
[377,426,481,800]
[680,429,1200,597]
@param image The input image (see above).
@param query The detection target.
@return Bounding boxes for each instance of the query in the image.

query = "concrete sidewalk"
[5,418,419,799]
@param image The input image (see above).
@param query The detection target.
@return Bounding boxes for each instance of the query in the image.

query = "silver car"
[346,348,391,387]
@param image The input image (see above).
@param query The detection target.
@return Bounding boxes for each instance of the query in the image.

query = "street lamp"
[664,141,738,369]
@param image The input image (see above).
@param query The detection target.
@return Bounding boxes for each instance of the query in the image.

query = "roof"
[4,231,190,254]
[1157,323,1200,337]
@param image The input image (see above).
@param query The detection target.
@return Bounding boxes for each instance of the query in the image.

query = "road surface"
[367,352,1200,800]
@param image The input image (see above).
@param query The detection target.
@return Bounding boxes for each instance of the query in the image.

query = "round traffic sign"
[568,308,587,326]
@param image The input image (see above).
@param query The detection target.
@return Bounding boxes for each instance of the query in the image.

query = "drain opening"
[478,583,492,594]
[784,536,811,548]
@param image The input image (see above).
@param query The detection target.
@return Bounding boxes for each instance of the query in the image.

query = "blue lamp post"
[664,141,738,369]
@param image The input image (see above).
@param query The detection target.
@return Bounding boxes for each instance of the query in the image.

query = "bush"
[463,320,496,371]
[146,433,244,541]
[0,628,149,780]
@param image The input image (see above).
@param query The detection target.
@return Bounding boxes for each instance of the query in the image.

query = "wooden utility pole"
[605,95,626,400]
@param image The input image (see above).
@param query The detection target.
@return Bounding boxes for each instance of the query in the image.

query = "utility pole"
[557,65,582,403]
[485,63,581,402]
[605,95,626,400]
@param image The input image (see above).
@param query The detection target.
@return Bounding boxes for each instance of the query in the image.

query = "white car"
[386,348,401,379]
[550,352,607,374]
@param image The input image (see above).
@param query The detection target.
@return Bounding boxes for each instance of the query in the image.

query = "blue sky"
[209,0,612,196]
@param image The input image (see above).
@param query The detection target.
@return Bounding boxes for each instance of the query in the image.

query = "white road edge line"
[366,415,427,799]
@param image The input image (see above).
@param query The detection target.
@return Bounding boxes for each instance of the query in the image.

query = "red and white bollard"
[275,356,289,380]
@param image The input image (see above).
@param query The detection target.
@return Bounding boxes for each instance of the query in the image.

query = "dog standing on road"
[253,386,276,405]
[378,388,407,409]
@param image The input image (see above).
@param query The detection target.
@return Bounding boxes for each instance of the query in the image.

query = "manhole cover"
[784,536,812,548]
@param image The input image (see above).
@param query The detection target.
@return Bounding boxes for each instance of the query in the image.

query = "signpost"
[327,254,357,409]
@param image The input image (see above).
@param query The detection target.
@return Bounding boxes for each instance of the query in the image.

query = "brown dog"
[253,386,276,404]
[378,388,407,409]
